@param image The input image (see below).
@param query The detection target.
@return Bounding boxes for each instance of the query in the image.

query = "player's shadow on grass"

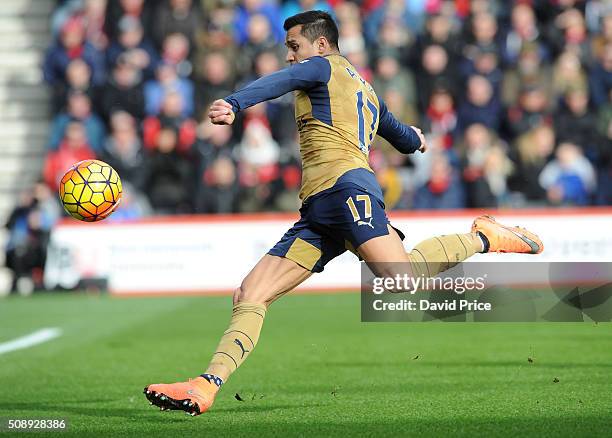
[212,403,328,414]
[0,400,326,421]
[0,400,185,423]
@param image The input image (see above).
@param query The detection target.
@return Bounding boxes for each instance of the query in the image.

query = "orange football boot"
[471,214,543,254]
[144,376,218,416]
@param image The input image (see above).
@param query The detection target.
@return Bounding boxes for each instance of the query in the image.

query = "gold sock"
[407,233,481,278]
[205,302,266,382]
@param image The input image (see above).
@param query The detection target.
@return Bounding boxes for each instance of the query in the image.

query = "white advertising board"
[43,209,612,295]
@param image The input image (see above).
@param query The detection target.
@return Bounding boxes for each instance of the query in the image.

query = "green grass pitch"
[1,293,611,437]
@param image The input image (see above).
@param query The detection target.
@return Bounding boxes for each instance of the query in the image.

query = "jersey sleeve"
[224,56,331,113]
[376,96,422,154]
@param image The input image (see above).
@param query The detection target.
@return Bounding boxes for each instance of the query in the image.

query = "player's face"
[285,25,319,64]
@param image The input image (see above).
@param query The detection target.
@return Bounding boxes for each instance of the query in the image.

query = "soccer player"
[144,11,543,416]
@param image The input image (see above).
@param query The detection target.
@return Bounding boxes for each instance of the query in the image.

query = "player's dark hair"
[283,11,339,50]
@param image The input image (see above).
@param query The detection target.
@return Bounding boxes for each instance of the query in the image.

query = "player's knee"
[233,285,267,306]
[369,261,413,280]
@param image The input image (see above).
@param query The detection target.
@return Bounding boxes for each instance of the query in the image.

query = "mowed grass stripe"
[0,328,62,355]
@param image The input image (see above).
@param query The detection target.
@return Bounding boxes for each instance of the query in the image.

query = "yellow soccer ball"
[59,159,122,222]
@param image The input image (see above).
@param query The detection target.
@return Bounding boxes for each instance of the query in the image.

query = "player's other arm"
[376,97,427,154]
[208,57,331,125]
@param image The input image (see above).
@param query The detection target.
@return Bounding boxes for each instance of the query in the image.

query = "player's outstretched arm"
[208,56,331,125]
[376,97,427,154]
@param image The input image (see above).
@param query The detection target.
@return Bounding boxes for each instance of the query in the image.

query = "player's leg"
[144,216,335,416]
[335,186,542,281]
[144,254,311,415]
[357,216,543,282]
[232,253,312,306]
[357,224,484,280]
[204,254,311,385]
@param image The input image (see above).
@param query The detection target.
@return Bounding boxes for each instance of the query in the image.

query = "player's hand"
[208,99,235,125]
[411,126,427,153]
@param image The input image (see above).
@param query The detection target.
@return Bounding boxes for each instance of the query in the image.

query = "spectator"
[236,14,282,77]
[51,0,110,50]
[413,152,466,210]
[548,8,591,64]
[195,119,236,195]
[233,0,283,45]
[236,111,281,212]
[370,17,412,65]
[421,86,456,149]
[501,3,549,66]
[48,91,106,152]
[456,75,502,134]
[82,0,110,50]
[460,47,503,96]
[144,63,194,117]
[364,0,424,45]
[504,84,551,139]
[51,0,85,37]
[415,44,458,112]
[43,17,105,87]
[99,111,146,189]
[539,142,596,205]
[52,58,95,112]
[589,42,612,108]
[411,12,459,66]
[502,43,553,108]
[552,50,588,103]
[105,0,154,42]
[461,11,499,57]
[195,2,236,57]
[142,127,195,214]
[106,15,158,79]
[194,52,235,117]
[95,57,145,122]
[4,183,60,293]
[143,91,197,152]
[460,124,512,207]
[159,32,193,78]
[197,154,240,213]
[153,0,203,48]
[554,87,600,161]
[509,123,555,203]
[43,121,97,191]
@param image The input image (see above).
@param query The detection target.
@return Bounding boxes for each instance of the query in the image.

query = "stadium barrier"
[43,208,612,295]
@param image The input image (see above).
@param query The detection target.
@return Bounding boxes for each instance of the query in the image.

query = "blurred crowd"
[40,0,612,214]
[3,0,612,291]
